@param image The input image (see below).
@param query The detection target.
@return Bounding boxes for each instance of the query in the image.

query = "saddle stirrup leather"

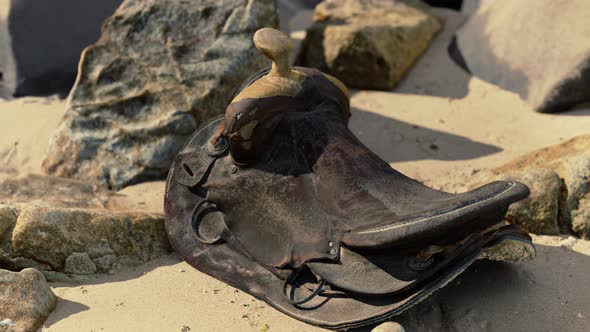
[164,28,535,330]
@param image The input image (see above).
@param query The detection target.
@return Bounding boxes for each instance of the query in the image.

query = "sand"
[0,96,65,180]
[0,7,588,332]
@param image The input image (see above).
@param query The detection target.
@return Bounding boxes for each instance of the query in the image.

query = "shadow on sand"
[349,107,502,164]
[43,299,90,327]
[352,243,590,331]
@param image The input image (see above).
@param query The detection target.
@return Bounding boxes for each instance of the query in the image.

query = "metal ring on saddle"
[190,200,226,244]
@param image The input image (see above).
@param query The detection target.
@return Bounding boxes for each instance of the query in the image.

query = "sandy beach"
[1,7,589,332]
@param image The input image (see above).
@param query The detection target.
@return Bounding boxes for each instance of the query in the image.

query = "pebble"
[0,318,15,327]
[560,236,577,248]
[372,321,405,332]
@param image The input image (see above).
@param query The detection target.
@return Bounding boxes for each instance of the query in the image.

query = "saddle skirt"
[164,28,535,330]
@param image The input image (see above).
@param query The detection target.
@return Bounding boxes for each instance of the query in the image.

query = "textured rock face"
[0,174,170,275]
[10,205,168,271]
[296,0,441,90]
[42,0,278,190]
[490,169,562,235]
[572,195,590,238]
[455,0,590,113]
[487,136,590,238]
[0,268,56,332]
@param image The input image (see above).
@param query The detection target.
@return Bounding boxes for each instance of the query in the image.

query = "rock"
[92,254,117,273]
[461,0,486,16]
[490,169,563,235]
[42,0,279,190]
[9,204,168,272]
[572,194,590,240]
[2,0,123,97]
[0,268,56,332]
[0,9,17,99]
[64,252,97,275]
[109,255,144,273]
[0,174,170,274]
[490,135,590,237]
[454,0,590,112]
[372,321,406,332]
[277,0,319,35]
[296,0,441,90]
[0,319,15,327]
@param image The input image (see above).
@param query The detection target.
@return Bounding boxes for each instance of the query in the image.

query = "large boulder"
[296,0,441,90]
[481,136,590,238]
[42,0,278,190]
[454,0,590,113]
[0,9,17,99]
[1,0,124,97]
[277,0,319,35]
[0,268,56,332]
[0,174,170,275]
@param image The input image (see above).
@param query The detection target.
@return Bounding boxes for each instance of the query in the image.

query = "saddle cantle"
[164,28,535,330]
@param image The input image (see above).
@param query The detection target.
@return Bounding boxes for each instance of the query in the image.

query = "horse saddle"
[164,28,535,330]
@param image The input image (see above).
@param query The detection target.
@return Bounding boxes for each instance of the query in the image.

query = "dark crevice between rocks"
[557,178,573,234]
[423,0,463,10]
[447,36,470,74]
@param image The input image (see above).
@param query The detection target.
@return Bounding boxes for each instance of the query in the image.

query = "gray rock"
[92,254,117,273]
[0,268,56,332]
[296,0,441,90]
[455,0,590,112]
[572,194,590,240]
[64,252,97,275]
[492,135,590,237]
[0,11,17,99]
[42,0,279,190]
[0,174,170,274]
[110,255,144,273]
[461,0,486,15]
[277,0,318,35]
[491,169,563,235]
[0,319,15,327]
[11,205,168,271]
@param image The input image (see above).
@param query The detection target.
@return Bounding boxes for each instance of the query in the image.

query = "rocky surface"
[488,169,563,234]
[296,0,441,90]
[277,0,319,35]
[0,174,170,277]
[479,135,590,238]
[455,0,590,113]
[42,0,278,190]
[0,268,56,332]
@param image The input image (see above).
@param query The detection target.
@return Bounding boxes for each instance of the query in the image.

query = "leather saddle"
[164,28,535,330]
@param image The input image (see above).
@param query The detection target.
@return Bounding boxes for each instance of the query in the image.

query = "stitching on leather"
[354,182,516,235]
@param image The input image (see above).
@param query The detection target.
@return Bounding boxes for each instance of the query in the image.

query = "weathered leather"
[164,65,535,330]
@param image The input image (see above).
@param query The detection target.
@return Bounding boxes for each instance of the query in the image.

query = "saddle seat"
[335,178,529,249]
